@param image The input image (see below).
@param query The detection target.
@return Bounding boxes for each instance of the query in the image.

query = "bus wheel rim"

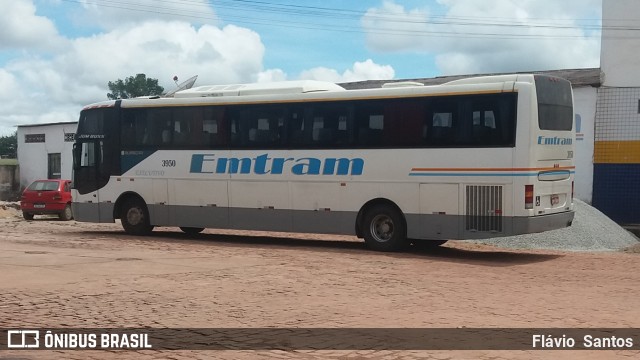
[370,214,394,242]
[127,207,144,225]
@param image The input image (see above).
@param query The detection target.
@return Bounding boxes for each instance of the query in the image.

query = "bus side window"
[355,102,384,147]
[171,107,204,147]
[131,111,152,147]
[145,108,172,146]
[305,103,353,148]
[466,95,516,147]
[201,106,226,148]
[429,112,454,145]
[288,109,307,147]
[121,110,137,148]
[232,106,285,148]
[383,100,425,147]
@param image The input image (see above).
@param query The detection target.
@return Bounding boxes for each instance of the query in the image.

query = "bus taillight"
[525,185,534,209]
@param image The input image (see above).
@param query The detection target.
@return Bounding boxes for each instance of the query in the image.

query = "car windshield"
[27,181,59,191]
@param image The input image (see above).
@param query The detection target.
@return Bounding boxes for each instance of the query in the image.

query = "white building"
[17,122,78,189]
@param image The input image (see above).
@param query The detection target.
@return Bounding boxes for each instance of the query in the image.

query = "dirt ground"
[1,208,640,359]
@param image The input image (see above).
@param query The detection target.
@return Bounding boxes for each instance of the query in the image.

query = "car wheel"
[59,204,73,221]
[23,212,34,220]
[120,198,154,235]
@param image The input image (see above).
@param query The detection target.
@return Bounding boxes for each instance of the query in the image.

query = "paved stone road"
[0,214,639,359]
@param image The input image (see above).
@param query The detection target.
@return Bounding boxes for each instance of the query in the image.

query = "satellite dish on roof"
[164,75,198,97]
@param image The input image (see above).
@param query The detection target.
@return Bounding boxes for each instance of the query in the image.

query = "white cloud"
[0,2,399,136]
[255,69,288,83]
[299,59,395,82]
[0,12,394,136]
[361,1,432,52]
[0,20,266,135]
[0,0,64,50]
[65,21,265,90]
[362,0,601,75]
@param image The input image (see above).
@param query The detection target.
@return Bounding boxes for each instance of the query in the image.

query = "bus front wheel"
[120,198,154,235]
[362,204,408,252]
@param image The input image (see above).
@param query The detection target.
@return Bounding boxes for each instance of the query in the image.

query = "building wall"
[0,163,19,201]
[601,0,640,87]
[17,123,78,190]
[593,87,640,223]
[573,86,597,203]
[591,0,640,223]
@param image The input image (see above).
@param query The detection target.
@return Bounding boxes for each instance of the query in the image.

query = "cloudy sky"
[0,0,602,136]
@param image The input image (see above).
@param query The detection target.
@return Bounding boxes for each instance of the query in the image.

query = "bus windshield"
[535,75,573,131]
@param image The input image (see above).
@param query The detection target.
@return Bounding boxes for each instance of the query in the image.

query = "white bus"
[72,74,574,251]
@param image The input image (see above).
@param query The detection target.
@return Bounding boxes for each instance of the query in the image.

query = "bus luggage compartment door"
[419,183,460,240]
[149,179,169,225]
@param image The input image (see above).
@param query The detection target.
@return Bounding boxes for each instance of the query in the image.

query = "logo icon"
[7,330,40,348]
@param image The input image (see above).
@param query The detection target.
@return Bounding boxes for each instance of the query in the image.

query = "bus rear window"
[535,75,573,131]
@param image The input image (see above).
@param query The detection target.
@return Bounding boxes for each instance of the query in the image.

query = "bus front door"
[72,140,109,222]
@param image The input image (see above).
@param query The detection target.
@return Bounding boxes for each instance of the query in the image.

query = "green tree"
[0,131,17,159]
[107,73,164,99]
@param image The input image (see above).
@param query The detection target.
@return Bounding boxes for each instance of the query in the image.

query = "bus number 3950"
[162,160,176,167]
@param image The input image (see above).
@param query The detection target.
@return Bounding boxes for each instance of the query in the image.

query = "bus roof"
[81,74,527,110]
[174,80,346,98]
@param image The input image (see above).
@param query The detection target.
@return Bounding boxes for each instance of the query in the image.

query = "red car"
[20,179,73,221]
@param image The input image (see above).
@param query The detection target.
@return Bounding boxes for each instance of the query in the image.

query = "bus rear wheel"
[362,204,408,252]
[120,198,154,235]
[180,227,204,234]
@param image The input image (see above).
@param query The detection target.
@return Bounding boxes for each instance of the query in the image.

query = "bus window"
[132,108,173,147]
[427,99,456,146]
[121,110,137,148]
[231,106,285,148]
[297,103,353,148]
[382,100,425,147]
[172,107,198,147]
[463,95,516,147]
[535,75,573,131]
[288,108,306,146]
[120,109,152,148]
[202,106,227,148]
[356,103,384,147]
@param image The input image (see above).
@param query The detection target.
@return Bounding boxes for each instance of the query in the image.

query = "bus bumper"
[512,210,575,235]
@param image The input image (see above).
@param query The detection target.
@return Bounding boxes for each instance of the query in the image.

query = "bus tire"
[120,198,154,235]
[362,204,408,252]
[59,204,73,221]
[23,212,34,220]
[180,227,204,234]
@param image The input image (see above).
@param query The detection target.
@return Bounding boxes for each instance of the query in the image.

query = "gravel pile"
[479,199,639,251]
[0,201,20,218]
